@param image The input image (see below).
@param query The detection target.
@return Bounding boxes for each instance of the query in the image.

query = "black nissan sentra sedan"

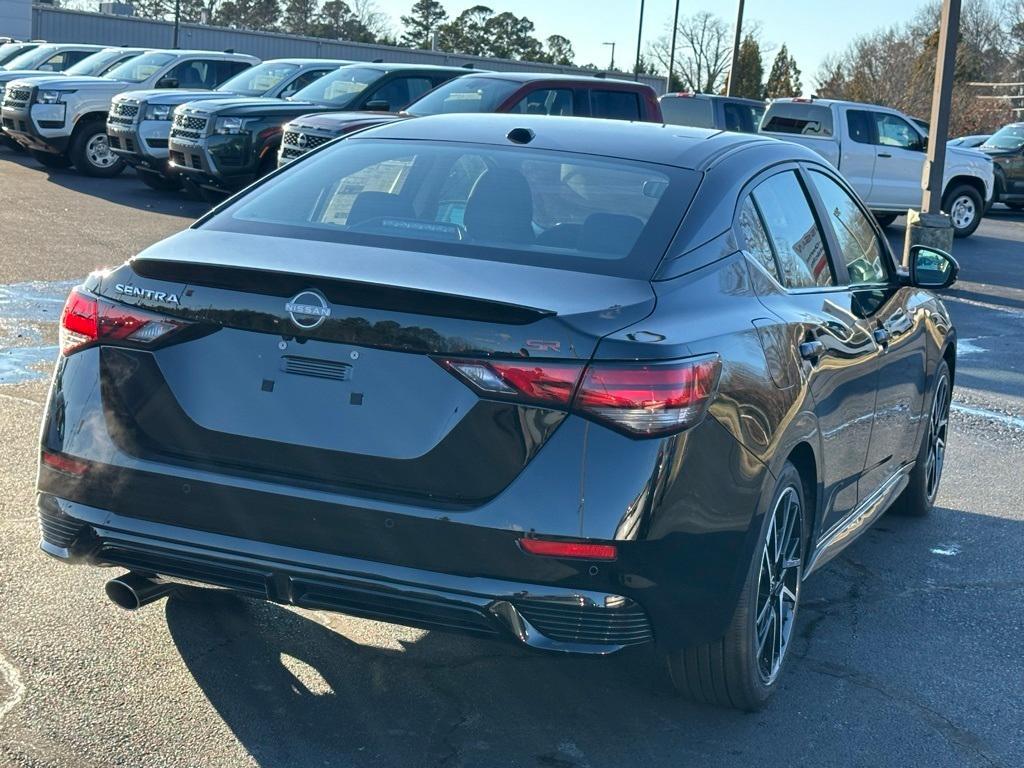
[38,114,958,710]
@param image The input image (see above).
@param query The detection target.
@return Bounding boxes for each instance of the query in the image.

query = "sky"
[371,0,935,86]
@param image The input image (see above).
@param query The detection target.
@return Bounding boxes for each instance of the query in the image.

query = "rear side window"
[165,59,219,89]
[808,170,889,285]
[738,197,780,281]
[591,90,641,121]
[751,171,835,289]
[660,96,714,128]
[209,138,699,279]
[370,76,434,110]
[847,110,873,144]
[510,88,574,116]
[761,102,833,137]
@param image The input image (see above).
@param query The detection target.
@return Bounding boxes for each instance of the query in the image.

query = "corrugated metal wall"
[32,6,665,93]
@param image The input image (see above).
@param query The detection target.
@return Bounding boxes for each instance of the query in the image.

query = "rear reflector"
[59,287,187,356]
[519,538,617,560]
[41,450,89,476]
[438,354,721,437]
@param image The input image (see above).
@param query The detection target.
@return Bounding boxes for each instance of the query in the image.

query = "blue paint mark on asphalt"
[0,279,79,385]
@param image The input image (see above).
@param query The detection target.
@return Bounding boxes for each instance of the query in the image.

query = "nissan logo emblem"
[297,133,308,148]
[285,290,331,330]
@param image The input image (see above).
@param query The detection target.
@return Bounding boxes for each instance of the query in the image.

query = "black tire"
[0,134,24,152]
[872,212,898,228]
[666,461,807,710]
[69,121,125,178]
[138,169,182,192]
[942,184,983,238]
[30,149,72,168]
[892,360,951,517]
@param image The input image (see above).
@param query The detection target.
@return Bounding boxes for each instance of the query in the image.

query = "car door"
[840,109,877,202]
[739,167,882,533]
[869,111,927,208]
[805,166,928,500]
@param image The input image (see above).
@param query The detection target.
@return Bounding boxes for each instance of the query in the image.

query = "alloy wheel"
[85,133,117,169]
[950,194,976,231]
[925,373,950,502]
[755,485,803,685]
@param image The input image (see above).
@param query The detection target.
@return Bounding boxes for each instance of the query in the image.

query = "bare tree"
[351,0,393,42]
[648,11,732,93]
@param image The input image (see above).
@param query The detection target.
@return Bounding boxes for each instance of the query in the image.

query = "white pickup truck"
[760,97,994,237]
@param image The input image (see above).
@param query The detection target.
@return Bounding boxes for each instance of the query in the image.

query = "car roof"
[353,112,790,170]
[455,71,645,87]
[344,63,473,74]
[266,58,351,66]
[661,92,764,107]
[157,49,260,59]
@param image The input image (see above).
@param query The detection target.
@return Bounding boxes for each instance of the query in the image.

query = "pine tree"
[483,12,543,61]
[436,5,493,55]
[400,0,448,49]
[282,0,318,36]
[544,34,574,66]
[765,44,802,98]
[730,34,764,99]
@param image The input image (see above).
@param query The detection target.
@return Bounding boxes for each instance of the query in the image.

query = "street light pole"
[666,0,680,93]
[922,0,961,216]
[726,0,745,96]
[634,0,645,82]
[603,41,616,71]
[172,0,181,49]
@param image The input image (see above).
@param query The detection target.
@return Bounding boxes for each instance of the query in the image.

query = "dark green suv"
[981,123,1024,210]
[168,63,469,197]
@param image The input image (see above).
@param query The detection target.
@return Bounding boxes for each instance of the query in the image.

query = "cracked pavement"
[0,148,1022,767]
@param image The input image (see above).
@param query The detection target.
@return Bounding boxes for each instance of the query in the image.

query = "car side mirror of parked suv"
[365,99,390,112]
[909,244,958,289]
[156,76,179,89]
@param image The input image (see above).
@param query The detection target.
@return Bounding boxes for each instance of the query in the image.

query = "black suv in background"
[981,123,1024,210]
[660,92,764,133]
[168,63,469,196]
[278,71,664,165]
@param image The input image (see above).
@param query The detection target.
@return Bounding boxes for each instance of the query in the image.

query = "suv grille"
[170,113,208,140]
[2,86,31,109]
[108,101,140,126]
[513,597,653,647]
[280,130,333,161]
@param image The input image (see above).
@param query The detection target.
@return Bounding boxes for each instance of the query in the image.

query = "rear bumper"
[38,493,653,654]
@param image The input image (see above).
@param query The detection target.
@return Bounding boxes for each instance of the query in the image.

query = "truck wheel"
[30,149,72,169]
[665,461,807,710]
[872,212,898,228]
[138,169,182,192]
[942,184,983,238]
[70,121,125,178]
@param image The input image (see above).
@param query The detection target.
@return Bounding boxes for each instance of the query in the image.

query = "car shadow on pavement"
[1,148,210,218]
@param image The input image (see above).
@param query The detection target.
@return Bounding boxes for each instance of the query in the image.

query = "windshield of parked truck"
[218,61,298,96]
[65,49,136,77]
[404,76,521,116]
[761,102,834,137]
[103,51,175,83]
[3,44,60,71]
[982,124,1024,151]
[293,66,381,107]
[0,43,35,67]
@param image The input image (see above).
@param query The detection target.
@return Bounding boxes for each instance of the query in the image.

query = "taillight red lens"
[41,450,89,476]
[59,287,186,356]
[519,537,618,560]
[438,354,721,438]
[575,356,722,436]
[440,359,584,407]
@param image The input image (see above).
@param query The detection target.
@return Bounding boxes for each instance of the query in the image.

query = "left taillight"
[59,287,187,356]
[437,354,722,438]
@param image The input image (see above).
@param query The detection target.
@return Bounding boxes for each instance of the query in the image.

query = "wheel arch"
[71,111,110,136]
[943,174,986,205]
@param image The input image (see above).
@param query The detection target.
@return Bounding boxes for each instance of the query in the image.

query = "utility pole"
[634,0,645,82]
[603,41,616,71]
[726,0,745,96]
[904,0,961,262]
[666,0,680,93]
[172,0,181,48]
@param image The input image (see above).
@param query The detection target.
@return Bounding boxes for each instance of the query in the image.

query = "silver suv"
[2,49,258,176]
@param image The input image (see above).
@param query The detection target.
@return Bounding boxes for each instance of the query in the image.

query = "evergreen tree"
[436,5,493,55]
[730,34,764,99]
[765,44,802,98]
[282,0,318,36]
[483,12,543,61]
[315,0,373,40]
[543,34,574,66]
[400,0,448,49]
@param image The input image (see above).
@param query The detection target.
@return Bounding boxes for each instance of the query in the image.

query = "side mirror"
[364,99,390,112]
[909,244,958,289]
[156,76,178,89]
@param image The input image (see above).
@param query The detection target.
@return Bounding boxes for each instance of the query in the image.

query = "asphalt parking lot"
[1,147,1022,768]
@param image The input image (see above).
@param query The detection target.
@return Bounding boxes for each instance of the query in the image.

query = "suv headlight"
[38,90,74,105]
[213,116,247,135]
[144,104,172,121]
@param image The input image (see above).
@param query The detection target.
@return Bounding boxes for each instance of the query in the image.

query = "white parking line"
[951,402,1024,431]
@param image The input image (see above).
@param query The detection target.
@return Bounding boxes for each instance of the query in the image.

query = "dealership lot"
[1,147,1023,767]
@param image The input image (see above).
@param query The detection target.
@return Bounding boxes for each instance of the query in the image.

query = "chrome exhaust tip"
[104,572,175,610]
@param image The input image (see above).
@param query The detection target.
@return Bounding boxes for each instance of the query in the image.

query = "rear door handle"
[873,328,891,346]
[878,152,893,158]
[800,340,826,361]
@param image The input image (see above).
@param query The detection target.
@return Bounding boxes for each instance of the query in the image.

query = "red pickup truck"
[279,71,663,165]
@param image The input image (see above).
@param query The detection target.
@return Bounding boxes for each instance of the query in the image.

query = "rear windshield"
[218,61,298,96]
[292,66,381,107]
[104,51,175,83]
[761,102,833,137]
[982,124,1024,151]
[661,96,714,128]
[204,138,699,279]
[405,76,521,116]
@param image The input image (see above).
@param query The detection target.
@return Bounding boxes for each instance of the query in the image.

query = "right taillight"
[59,286,187,356]
[437,354,721,438]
